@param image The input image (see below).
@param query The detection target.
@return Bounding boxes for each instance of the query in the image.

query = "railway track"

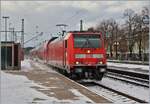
[41,60,148,103]
[107,67,149,80]
[105,72,149,88]
[78,81,148,104]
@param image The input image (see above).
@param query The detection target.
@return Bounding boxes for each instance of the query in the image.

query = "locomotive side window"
[74,34,101,48]
[65,40,67,48]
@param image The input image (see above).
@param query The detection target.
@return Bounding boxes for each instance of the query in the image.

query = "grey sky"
[1,1,149,47]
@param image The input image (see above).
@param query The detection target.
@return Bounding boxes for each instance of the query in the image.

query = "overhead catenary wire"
[47,10,83,32]
[24,32,43,45]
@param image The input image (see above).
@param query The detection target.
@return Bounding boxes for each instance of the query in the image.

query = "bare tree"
[108,19,119,59]
[123,9,140,59]
[140,7,149,61]
[95,19,119,58]
[86,7,149,61]
[95,20,111,56]
[123,7,149,60]
[134,14,143,60]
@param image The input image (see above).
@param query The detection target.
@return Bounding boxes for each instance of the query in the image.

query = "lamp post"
[35,25,39,47]
[114,41,119,59]
[21,19,24,48]
[2,16,9,69]
[3,16,9,42]
[107,25,113,58]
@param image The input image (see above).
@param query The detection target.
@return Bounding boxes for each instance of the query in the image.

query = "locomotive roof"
[39,37,58,49]
[49,37,58,43]
[64,33,71,40]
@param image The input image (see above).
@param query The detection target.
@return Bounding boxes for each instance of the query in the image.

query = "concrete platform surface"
[5,59,112,104]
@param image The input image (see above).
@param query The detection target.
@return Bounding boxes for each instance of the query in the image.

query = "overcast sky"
[1,1,150,47]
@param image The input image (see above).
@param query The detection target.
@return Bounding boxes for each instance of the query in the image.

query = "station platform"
[5,59,112,104]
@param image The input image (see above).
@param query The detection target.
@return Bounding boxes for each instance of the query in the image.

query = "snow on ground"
[69,89,94,104]
[89,86,138,104]
[108,62,149,71]
[1,71,96,104]
[98,77,149,102]
[21,59,32,71]
[33,61,58,73]
[1,71,59,104]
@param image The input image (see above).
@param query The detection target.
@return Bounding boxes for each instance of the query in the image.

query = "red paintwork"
[31,31,107,72]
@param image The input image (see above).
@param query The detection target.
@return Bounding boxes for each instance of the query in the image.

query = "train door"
[63,40,67,67]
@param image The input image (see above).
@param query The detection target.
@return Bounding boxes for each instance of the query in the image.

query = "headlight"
[75,61,79,64]
[75,54,86,58]
[93,54,103,58]
[87,50,90,53]
[99,61,103,64]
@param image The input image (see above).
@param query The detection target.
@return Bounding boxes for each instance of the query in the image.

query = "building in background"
[1,41,23,70]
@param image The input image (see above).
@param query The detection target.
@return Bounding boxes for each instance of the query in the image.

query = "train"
[30,31,107,80]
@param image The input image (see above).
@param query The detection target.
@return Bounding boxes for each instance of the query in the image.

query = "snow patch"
[1,71,55,104]
[99,77,149,102]
[108,62,149,71]
[21,59,32,71]
[1,71,97,104]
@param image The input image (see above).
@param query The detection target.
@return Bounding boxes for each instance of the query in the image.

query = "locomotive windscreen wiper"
[87,38,95,48]
[81,38,95,49]
[81,38,88,49]
[74,34,101,48]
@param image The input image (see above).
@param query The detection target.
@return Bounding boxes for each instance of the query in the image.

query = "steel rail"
[107,72,149,83]
[105,74,149,88]
[107,67,149,80]
[79,81,148,103]
[93,82,148,103]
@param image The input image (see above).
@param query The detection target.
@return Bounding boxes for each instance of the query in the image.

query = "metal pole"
[14,31,17,42]
[115,42,117,59]
[0,20,1,70]
[12,28,15,42]
[80,20,83,31]
[2,16,9,69]
[21,19,24,48]
[116,26,118,60]
[35,25,39,47]
[148,11,150,103]
[142,26,144,63]
[9,23,12,41]
[3,17,9,42]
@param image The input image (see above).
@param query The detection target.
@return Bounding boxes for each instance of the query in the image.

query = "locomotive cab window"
[74,34,101,48]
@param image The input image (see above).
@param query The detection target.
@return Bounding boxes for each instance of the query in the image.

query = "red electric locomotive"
[43,31,106,80]
[31,31,107,80]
